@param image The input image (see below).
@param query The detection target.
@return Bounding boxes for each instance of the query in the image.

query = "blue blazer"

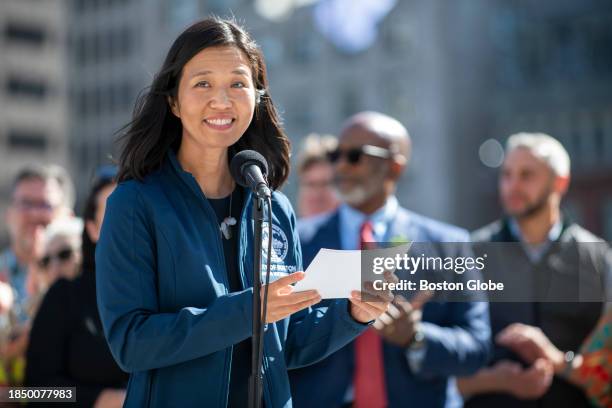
[289,207,491,408]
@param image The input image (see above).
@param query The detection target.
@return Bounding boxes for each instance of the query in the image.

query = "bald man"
[289,112,490,408]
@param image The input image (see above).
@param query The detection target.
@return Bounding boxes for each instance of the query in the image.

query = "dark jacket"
[95,150,367,408]
[465,217,607,408]
[25,264,129,407]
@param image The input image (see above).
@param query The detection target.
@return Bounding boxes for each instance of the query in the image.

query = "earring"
[255,89,265,104]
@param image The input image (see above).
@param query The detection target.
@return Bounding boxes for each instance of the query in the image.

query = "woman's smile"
[203,116,236,131]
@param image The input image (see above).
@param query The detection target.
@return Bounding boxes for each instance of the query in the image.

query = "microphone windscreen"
[230,150,269,187]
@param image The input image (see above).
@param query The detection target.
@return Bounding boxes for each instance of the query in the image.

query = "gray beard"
[337,186,370,207]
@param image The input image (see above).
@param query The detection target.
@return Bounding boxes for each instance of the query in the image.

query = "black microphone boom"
[230,150,271,198]
[231,150,272,408]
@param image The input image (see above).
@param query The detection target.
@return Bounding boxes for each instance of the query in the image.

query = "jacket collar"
[497,213,574,243]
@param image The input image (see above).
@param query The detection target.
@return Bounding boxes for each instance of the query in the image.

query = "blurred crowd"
[0,111,610,408]
[290,113,611,408]
[0,165,127,407]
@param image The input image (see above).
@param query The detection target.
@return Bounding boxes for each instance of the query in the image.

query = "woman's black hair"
[81,173,116,273]
[116,16,291,189]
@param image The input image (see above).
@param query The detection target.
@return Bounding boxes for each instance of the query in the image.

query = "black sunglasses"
[39,247,74,269]
[327,144,392,165]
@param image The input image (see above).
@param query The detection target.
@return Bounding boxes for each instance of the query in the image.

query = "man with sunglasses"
[289,111,490,408]
[0,164,75,385]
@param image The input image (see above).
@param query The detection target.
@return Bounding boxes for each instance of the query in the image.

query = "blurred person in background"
[563,304,611,407]
[458,133,609,408]
[492,303,611,408]
[25,169,128,408]
[296,133,339,218]
[14,217,85,359]
[289,111,490,408]
[0,282,15,361]
[0,165,75,322]
[35,217,83,293]
[0,165,75,386]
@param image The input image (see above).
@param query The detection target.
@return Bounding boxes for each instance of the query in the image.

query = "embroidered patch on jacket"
[260,222,296,278]
[261,222,289,263]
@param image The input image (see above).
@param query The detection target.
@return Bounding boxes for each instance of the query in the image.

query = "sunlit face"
[86,184,115,244]
[298,162,338,217]
[5,178,66,258]
[333,125,391,206]
[500,148,557,219]
[38,234,81,287]
[170,46,257,151]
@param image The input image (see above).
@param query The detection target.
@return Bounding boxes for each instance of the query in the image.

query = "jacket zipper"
[208,200,233,407]
[185,178,273,406]
[238,190,251,289]
[190,178,234,407]
[172,159,251,406]
[146,370,156,407]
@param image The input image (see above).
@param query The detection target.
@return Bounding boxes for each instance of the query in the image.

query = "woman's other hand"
[261,271,321,323]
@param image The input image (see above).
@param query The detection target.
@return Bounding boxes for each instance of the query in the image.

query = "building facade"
[0,0,69,246]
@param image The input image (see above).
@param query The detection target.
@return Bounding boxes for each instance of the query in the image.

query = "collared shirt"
[338,195,399,250]
[508,218,612,310]
[508,217,563,263]
[338,196,399,402]
[337,196,429,397]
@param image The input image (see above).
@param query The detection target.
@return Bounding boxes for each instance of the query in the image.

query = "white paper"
[294,243,411,299]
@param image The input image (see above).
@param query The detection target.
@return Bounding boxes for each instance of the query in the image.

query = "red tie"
[353,221,387,408]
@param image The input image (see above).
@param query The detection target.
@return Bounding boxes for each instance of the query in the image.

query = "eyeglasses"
[327,145,392,165]
[12,199,55,212]
[38,247,75,269]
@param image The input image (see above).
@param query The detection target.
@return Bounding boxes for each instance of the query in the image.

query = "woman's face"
[170,46,257,151]
[39,234,81,287]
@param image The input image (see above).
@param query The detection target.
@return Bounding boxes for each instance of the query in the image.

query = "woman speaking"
[95,17,390,408]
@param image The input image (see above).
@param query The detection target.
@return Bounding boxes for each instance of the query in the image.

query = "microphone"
[230,150,271,198]
[232,150,272,408]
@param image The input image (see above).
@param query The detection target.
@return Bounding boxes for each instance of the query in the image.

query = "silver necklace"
[220,189,237,240]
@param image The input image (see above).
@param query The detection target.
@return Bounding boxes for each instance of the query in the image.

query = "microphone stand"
[249,194,268,408]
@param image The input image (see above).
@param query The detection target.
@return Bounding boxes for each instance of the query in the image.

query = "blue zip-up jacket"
[95,151,367,408]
